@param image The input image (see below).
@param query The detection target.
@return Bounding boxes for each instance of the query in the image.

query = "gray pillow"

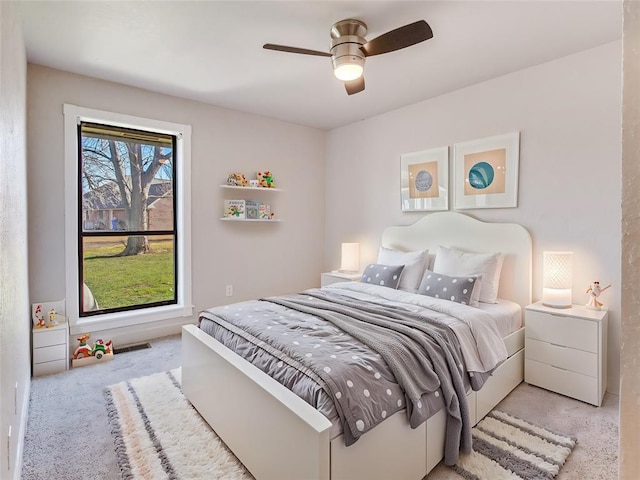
[418,269,479,305]
[361,264,405,289]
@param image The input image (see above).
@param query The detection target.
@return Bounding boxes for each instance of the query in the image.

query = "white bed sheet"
[475,299,522,337]
[324,282,509,374]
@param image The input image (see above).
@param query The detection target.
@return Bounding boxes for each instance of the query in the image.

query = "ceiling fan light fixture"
[332,55,364,81]
[334,62,363,81]
[263,18,433,95]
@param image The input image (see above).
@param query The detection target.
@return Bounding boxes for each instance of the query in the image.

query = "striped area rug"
[105,368,253,480]
[105,369,574,480]
[453,410,577,480]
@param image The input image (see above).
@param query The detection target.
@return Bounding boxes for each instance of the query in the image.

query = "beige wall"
[326,42,623,394]
[0,2,30,478]
[27,65,326,341]
[620,1,639,477]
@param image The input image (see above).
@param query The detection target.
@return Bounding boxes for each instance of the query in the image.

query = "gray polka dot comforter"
[199,283,507,466]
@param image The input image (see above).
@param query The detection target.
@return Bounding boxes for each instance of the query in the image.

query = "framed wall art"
[400,146,448,212]
[453,131,520,209]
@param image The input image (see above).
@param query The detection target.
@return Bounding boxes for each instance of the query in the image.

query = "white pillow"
[377,247,428,292]
[432,246,504,303]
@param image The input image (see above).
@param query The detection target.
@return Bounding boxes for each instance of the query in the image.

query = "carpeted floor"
[21,335,182,480]
[21,334,619,480]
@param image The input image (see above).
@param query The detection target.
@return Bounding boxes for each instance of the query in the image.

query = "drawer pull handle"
[550,364,570,372]
[549,343,568,348]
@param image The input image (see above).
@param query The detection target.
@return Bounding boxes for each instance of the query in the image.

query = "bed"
[182,212,532,480]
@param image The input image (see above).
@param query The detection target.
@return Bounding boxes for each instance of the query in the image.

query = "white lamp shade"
[542,251,573,308]
[340,243,360,273]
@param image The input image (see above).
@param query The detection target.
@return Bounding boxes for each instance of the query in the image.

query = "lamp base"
[542,302,572,309]
[542,288,572,309]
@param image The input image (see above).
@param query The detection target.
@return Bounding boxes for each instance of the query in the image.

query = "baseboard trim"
[68,317,197,357]
[13,377,30,480]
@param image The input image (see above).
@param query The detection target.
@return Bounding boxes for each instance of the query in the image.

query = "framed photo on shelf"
[400,146,449,212]
[453,131,520,209]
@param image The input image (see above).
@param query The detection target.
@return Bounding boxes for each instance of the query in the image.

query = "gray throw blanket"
[264,289,472,465]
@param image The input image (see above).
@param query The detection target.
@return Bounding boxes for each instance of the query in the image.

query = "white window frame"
[63,104,192,333]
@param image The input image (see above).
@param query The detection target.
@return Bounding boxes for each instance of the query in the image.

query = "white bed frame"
[182,212,532,480]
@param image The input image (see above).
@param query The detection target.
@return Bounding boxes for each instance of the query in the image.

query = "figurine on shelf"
[586,281,611,310]
[257,171,274,188]
[226,173,248,187]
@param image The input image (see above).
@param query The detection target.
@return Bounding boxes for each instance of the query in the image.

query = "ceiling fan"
[263,19,433,95]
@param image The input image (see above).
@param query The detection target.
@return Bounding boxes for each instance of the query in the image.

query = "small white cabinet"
[320,272,361,287]
[525,302,607,406]
[33,320,69,376]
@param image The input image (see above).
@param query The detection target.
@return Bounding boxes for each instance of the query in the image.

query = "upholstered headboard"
[381,212,532,308]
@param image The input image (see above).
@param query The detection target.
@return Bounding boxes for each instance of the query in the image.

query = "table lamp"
[542,251,573,308]
[339,243,360,274]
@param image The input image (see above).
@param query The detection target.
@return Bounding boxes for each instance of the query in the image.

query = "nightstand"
[525,302,607,406]
[320,271,361,287]
[33,320,69,376]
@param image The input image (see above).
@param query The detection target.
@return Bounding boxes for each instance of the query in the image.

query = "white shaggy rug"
[104,368,253,480]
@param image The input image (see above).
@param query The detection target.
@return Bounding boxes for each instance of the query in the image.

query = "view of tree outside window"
[79,122,177,315]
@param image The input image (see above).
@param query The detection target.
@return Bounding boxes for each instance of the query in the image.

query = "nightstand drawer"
[526,310,597,352]
[33,344,67,364]
[33,359,67,376]
[33,328,67,348]
[525,338,597,377]
[525,358,599,405]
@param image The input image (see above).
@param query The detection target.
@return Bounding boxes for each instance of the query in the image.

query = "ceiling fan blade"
[360,20,433,57]
[345,76,365,95]
[263,43,332,57]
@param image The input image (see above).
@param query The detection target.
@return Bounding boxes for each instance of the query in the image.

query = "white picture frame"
[453,132,520,209]
[400,146,449,212]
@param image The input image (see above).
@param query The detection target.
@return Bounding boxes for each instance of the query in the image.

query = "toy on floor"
[73,333,114,362]
[73,334,93,359]
[92,339,113,359]
[585,281,611,310]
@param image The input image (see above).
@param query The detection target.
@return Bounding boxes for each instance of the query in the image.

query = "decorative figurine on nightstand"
[47,308,58,327]
[586,281,611,310]
[33,304,45,328]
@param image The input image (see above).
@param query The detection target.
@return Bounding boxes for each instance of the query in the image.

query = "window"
[64,105,192,332]
[79,122,177,316]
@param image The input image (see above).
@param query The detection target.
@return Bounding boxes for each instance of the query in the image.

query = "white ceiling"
[17,1,622,131]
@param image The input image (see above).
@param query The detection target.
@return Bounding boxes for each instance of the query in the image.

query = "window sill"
[69,304,194,335]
